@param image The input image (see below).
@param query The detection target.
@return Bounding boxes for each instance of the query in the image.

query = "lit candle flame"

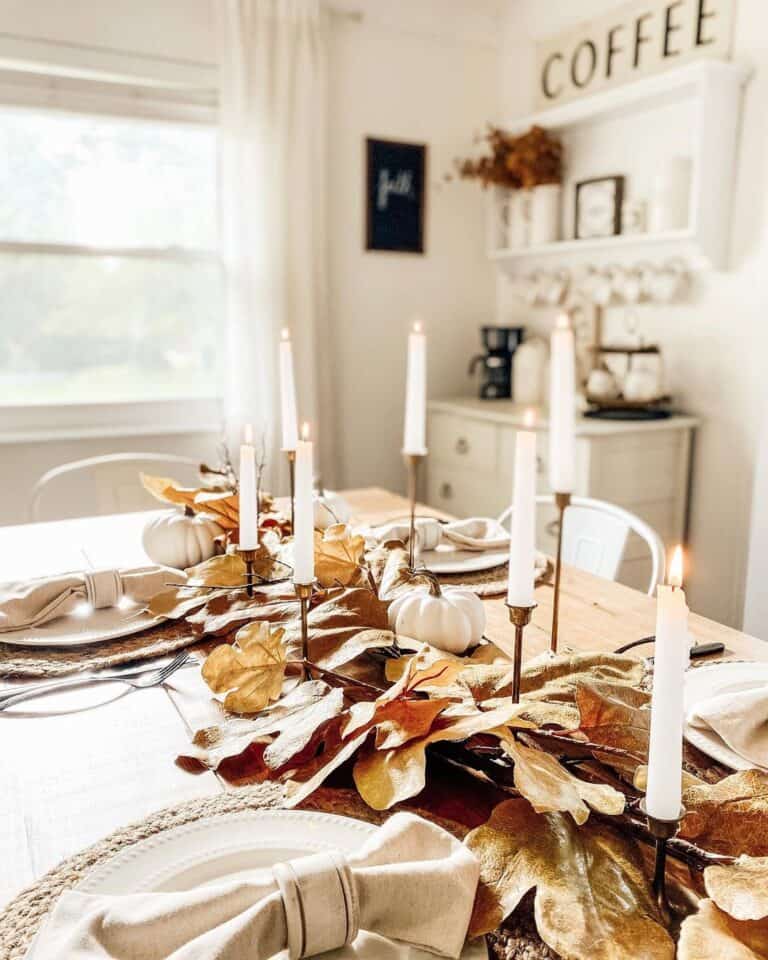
[413,319,423,335]
[669,545,684,589]
[555,312,571,330]
[243,423,254,445]
[281,328,290,341]
[301,422,311,441]
[523,408,536,429]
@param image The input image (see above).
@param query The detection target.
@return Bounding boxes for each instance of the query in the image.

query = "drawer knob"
[546,519,560,537]
[536,455,544,474]
[439,482,454,500]
[455,437,470,455]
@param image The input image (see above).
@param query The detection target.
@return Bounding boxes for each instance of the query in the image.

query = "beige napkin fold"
[442,518,509,552]
[371,517,509,553]
[33,812,479,960]
[0,566,185,633]
[687,684,768,771]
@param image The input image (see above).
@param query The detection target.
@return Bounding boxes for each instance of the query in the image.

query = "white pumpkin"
[314,490,352,530]
[387,575,485,654]
[142,509,224,570]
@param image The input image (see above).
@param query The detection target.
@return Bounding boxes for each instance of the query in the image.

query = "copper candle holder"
[403,452,426,571]
[238,547,259,598]
[285,449,296,532]
[550,491,571,655]
[639,798,686,921]
[294,580,315,680]
[505,603,537,703]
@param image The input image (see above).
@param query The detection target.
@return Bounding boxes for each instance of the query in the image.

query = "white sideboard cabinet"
[425,398,698,591]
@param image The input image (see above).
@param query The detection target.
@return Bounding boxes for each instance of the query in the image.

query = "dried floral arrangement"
[455,125,563,190]
[141,515,768,960]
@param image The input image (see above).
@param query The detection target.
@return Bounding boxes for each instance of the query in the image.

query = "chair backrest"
[29,453,201,522]
[498,494,666,595]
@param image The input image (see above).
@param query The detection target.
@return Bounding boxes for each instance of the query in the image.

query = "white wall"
[497,0,768,628]
[327,0,501,494]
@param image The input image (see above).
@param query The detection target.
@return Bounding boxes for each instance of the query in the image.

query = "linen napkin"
[0,566,185,632]
[32,812,480,960]
[370,517,509,553]
[687,684,768,771]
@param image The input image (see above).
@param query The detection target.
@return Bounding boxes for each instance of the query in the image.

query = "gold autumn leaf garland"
[134,480,768,958]
[187,613,768,958]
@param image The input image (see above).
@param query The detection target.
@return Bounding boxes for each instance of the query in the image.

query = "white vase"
[529,184,561,246]
[507,190,531,248]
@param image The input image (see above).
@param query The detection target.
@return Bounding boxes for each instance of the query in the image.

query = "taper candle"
[403,319,427,456]
[239,423,258,550]
[548,313,576,494]
[646,546,689,821]
[293,422,314,585]
[279,328,299,452]
[507,409,537,608]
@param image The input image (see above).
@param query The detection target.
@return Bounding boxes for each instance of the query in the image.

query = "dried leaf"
[678,900,768,960]
[352,702,529,811]
[285,730,370,809]
[182,679,336,769]
[263,685,345,770]
[705,856,768,921]
[187,553,247,586]
[147,586,221,620]
[574,681,650,777]
[501,738,625,824]
[681,770,768,858]
[284,587,391,666]
[141,473,240,529]
[465,799,674,960]
[314,524,366,587]
[201,621,287,713]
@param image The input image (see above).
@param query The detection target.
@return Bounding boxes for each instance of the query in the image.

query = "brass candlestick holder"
[294,580,315,680]
[403,452,426,571]
[238,547,259,598]
[550,491,571,655]
[505,603,537,703]
[639,799,686,921]
[285,449,296,532]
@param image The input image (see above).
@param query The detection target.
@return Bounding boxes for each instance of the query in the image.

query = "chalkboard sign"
[365,138,426,254]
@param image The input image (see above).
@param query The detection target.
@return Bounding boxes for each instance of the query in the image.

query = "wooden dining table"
[0,486,764,912]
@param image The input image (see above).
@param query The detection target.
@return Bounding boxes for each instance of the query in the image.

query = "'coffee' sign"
[535,0,735,108]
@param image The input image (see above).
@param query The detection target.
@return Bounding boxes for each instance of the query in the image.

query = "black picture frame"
[574,175,625,240]
[365,138,426,254]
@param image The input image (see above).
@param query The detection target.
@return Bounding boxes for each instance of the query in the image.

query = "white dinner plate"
[28,809,487,959]
[0,604,158,648]
[417,543,510,575]
[683,660,768,771]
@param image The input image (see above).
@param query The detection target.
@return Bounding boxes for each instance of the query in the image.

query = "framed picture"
[574,175,624,240]
[365,138,426,253]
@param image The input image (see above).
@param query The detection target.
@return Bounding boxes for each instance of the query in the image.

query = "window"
[0,105,220,407]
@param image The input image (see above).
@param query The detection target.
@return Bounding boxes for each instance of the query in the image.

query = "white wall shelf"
[490,60,750,272]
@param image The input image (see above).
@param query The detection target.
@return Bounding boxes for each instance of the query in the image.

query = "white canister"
[650,156,692,233]
[507,190,531,249]
[530,184,561,246]
[513,337,548,406]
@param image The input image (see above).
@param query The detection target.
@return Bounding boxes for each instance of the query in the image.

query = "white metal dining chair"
[29,453,201,522]
[498,494,666,595]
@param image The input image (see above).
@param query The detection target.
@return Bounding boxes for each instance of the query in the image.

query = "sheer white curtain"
[217,0,333,491]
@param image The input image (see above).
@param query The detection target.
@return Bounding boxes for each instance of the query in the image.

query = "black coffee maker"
[468,325,525,399]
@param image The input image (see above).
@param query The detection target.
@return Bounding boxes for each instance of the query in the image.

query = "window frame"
[0,77,222,442]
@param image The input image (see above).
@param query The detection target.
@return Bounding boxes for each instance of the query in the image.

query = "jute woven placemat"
[439,558,554,598]
[0,784,556,960]
[0,619,198,680]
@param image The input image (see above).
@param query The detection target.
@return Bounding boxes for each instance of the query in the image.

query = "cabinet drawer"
[428,414,497,472]
[590,435,683,502]
[426,464,506,518]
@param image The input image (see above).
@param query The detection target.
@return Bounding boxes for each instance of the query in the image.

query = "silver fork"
[0,651,193,711]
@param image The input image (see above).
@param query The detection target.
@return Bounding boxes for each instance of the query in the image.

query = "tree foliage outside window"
[0,106,221,405]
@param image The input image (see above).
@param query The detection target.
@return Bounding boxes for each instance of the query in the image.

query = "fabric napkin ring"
[84,569,123,610]
[273,850,360,958]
